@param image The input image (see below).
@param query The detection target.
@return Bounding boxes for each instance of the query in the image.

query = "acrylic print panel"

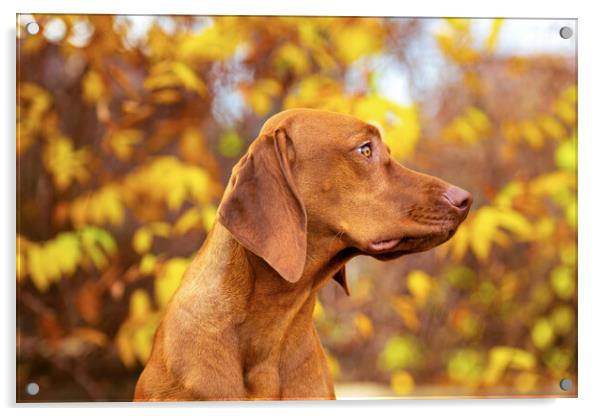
[16,15,577,402]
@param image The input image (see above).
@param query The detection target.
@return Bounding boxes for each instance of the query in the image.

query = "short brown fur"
[134,109,472,401]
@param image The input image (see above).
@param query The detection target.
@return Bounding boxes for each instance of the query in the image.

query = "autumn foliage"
[17,15,576,401]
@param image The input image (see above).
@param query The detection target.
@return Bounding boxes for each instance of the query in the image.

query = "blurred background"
[16,15,577,401]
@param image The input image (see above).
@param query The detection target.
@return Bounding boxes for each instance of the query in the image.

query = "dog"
[134,108,472,401]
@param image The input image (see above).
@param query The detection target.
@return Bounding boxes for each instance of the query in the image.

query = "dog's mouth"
[363,227,458,259]
[368,238,401,252]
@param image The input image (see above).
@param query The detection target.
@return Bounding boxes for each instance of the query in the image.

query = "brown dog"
[134,108,472,401]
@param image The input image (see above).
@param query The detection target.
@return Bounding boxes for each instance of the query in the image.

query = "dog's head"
[218,109,471,291]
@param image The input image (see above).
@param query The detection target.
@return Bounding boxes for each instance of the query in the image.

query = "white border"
[3,1,601,416]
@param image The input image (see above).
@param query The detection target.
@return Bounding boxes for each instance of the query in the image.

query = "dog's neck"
[186,220,349,330]
[179,221,348,383]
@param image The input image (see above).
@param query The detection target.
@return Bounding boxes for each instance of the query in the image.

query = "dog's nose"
[443,186,473,212]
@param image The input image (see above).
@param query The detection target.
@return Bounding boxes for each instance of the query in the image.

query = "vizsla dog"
[134,108,472,401]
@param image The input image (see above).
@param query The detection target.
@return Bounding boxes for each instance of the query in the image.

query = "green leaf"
[444,265,477,289]
[218,131,244,158]
[378,335,420,372]
[447,349,484,384]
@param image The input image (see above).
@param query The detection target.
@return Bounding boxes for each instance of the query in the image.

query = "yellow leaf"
[445,18,471,32]
[353,313,374,338]
[520,120,544,148]
[177,20,242,62]
[469,206,532,261]
[173,208,203,235]
[16,249,26,282]
[514,371,538,394]
[533,218,555,240]
[324,349,341,380]
[390,296,420,331]
[560,244,577,266]
[529,171,575,196]
[151,89,181,104]
[179,127,204,155]
[501,120,521,143]
[531,318,555,350]
[313,299,325,320]
[130,289,152,322]
[553,97,576,125]
[494,181,525,208]
[106,129,143,161]
[437,21,480,64]
[244,78,282,116]
[274,42,309,76]
[367,102,421,160]
[469,207,498,261]
[42,136,90,191]
[562,85,577,103]
[406,270,432,307]
[566,201,578,229]
[509,349,536,370]
[73,327,108,347]
[450,224,469,260]
[454,117,479,143]
[495,208,532,239]
[123,157,220,215]
[149,222,171,237]
[390,371,415,396]
[42,241,64,283]
[143,67,179,90]
[484,19,504,52]
[132,227,153,255]
[166,186,186,211]
[139,254,157,275]
[550,305,575,336]
[538,114,566,140]
[116,325,136,368]
[332,22,383,64]
[283,75,346,112]
[550,266,575,300]
[71,186,125,227]
[144,62,206,96]
[53,233,82,276]
[27,245,49,292]
[171,61,207,96]
[201,205,217,231]
[19,82,52,119]
[155,257,189,308]
[555,134,577,171]
[146,23,173,60]
[82,70,106,103]
[465,107,491,135]
[132,325,154,363]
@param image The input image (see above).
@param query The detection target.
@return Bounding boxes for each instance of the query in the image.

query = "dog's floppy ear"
[217,128,307,283]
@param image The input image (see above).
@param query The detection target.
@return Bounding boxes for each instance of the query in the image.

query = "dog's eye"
[359,143,372,158]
